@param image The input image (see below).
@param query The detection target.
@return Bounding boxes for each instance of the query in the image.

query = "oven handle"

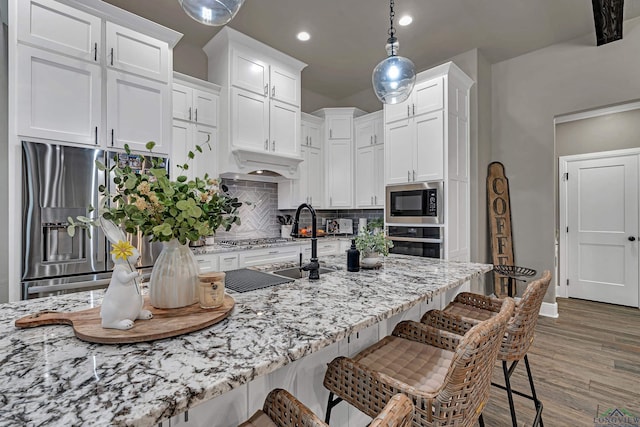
[388,236,443,244]
[27,278,112,295]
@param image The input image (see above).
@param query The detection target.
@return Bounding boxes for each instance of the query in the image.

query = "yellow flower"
[134,197,148,211]
[111,240,134,261]
[148,193,159,205]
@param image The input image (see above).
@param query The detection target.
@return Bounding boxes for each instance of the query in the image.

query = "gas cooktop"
[217,237,291,246]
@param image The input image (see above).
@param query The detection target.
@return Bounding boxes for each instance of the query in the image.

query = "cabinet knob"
[630,236,637,241]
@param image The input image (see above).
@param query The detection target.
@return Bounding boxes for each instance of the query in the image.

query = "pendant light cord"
[388,0,396,56]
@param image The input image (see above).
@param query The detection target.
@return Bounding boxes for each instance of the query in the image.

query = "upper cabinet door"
[414,111,444,182]
[18,0,102,63]
[384,95,412,124]
[230,87,269,151]
[270,66,299,107]
[355,118,375,149]
[193,89,218,127]
[413,77,444,117]
[106,69,170,154]
[172,83,193,121]
[17,46,102,146]
[231,48,268,96]
[106,22,169,83]
[327,116,352,140]
[270,101,299,155]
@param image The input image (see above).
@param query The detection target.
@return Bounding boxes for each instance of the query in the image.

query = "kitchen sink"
[272,267,336,279]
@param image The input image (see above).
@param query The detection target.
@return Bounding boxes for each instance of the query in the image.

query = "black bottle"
[347,239,360,272]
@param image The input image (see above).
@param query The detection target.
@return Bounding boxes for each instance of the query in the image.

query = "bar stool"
[323,297,515,427]
[240,388,414,427]
[427,270,552,427]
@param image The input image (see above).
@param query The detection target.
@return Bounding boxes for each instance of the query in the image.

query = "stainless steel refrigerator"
[0,8,7,303]
[21,140,168,299]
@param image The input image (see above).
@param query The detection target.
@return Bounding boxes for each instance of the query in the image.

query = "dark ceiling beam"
[591,0,624,46]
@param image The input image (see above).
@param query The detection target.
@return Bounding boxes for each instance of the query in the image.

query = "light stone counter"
[190,236,353,255]
[0,255,491,426]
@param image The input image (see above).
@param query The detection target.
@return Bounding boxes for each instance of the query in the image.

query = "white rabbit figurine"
[101,240,153,330]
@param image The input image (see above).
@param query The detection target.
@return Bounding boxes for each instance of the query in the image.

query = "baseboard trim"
[539,301,559,318]
[514,298,559,318]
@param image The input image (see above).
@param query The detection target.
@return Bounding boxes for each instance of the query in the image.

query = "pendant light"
[178,0,245,26]
[372,0,416,104]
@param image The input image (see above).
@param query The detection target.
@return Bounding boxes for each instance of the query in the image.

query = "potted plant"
[69,141,243,308]
[354,230,394,268]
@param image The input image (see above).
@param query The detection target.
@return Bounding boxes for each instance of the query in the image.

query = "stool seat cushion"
[445,301,495,321]
[354,335,455,393]
[240,410,278,427]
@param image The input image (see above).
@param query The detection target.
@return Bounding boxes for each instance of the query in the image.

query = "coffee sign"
[487,162,514,297]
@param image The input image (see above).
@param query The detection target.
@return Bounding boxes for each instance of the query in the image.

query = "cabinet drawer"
[302,241,339,261]
[219,253,239,271]
[18,0,102,63]
[194,254,219,273]
[239,247,300,268]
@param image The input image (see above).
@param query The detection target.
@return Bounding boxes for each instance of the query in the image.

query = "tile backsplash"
[215,178,384,238]
[215,179,281,239]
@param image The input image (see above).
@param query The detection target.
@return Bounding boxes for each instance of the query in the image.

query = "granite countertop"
[0,255,492,427]
[191,235,353,255]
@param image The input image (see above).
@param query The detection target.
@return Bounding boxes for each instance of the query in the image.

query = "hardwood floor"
[481,298,640,426]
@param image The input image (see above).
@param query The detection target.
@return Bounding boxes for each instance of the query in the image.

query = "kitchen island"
[0,254,492,427]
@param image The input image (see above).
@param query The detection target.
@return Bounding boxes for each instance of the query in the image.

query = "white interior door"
[567,154,639,307]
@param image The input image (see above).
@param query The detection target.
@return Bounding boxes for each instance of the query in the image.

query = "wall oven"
[385,181,443,224]
[387,225,443,258]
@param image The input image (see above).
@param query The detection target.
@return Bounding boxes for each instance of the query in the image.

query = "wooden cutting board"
[14,295,235,344]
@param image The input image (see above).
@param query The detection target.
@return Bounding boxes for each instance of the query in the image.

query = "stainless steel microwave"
[385,182,443,224]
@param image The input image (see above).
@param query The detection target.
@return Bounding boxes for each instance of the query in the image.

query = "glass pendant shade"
[178,0,245,26]
[372,53,416,104]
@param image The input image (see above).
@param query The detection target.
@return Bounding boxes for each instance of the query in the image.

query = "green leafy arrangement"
[355,230,394,256]
[68,141,242,245]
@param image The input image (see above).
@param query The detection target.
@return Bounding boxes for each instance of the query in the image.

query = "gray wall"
[491,16,640,303]
[173,42,208,81]
[556,108,640,157]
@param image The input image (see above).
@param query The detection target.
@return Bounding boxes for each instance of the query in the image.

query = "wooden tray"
[14,295,235,344]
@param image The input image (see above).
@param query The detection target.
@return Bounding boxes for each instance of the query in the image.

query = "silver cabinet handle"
[371,196,373,205]
[374,134,377,144]
[195,108,198,122]
[370,136,373,145]
[272,86,276,97]
[111,129,114,146]
[264,139,268,150]
[408,170,411,182]
[330,129,333,138]
[413,170,416,181]
[268,251,279,255]
[407,105,410,117]
[310,196,312,204]
[374,195,377,205]
[330,197,332,205]
[188,107,192,121]
[413,104,415,115]
[94,43,97,62]
[272,140,276,151]
[264,84,268,95]
[110,47,114,66]
[94,126,98,145]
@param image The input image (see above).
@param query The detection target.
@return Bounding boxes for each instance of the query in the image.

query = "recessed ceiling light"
[297,31,311,41]
[398,15,413,26]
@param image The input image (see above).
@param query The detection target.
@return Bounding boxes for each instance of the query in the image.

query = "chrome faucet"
[291,203,320,280]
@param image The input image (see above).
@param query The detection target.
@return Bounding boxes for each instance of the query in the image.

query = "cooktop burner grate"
[217,237,290,246]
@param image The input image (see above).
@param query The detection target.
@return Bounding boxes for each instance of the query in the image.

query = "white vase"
[361,252,382,269]
[149,239,199,309]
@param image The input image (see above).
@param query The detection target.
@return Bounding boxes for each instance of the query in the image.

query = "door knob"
[629,236,637,241]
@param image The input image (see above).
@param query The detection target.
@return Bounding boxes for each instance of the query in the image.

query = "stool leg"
[478,413,485,427]
[524,354,544,427]
[502,361,518,427]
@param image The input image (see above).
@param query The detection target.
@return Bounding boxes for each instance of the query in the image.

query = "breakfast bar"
[0,255,492,427]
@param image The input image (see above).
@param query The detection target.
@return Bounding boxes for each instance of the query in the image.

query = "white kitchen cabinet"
[301,240,339,262]
[384,76,444,125]
[172,121,218,180]
[194,253,219,273]
[170,383,249,427]
[355,111,384,208]
[219,253,239,271]
[17,0,102,63]
[205,28,306,177]
[105,22,169,83]
[278,113,324,209]
[106,69,171,154]
[172,73,221,180]
[173,83,218,128]
[16,45,102,145]
[239,246,300,268]
[313,108,366,209]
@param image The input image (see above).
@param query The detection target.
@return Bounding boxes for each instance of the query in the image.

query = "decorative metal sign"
[592,0,624,46]
[487,162,514,297]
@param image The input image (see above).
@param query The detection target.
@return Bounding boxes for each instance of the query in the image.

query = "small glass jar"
[198,272,226,309]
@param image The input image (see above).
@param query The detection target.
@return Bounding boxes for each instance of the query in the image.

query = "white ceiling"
[102,0,640,100]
